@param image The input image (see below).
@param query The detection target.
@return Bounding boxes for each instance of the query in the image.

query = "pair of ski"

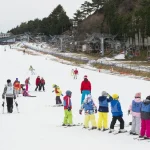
[2,100,19,114]
[133,137,150,141]
[111,130,128,135]
[51,104,63,107]
[58,123,83,128]
[64,123,83,128]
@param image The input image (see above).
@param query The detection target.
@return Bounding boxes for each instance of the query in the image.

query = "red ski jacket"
[63,95,72,110]
[74,70,78,75]
[36,77,41,86]
[80,80,91,92]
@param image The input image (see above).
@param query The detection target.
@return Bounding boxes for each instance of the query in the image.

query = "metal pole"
[60,38,63,51]
[101,38,104,56]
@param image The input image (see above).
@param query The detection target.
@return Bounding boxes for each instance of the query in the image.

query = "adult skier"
[2,79,17,113]
[80,75,91,104]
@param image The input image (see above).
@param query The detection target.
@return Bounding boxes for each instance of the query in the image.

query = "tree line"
[9,5,72,36]
[73,0,150,45]
[9,0,150,43]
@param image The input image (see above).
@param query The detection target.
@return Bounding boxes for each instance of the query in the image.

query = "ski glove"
[2,102,4,107]
[128,110,130,115]
[68,107,71,111]
[95,109,97,113]
[79,109,82,115]
[61,94,64,96]
[2,95,5,99]
[15,102,18,107]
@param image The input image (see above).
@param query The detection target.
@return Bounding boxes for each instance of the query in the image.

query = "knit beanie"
[84,75,87,78]
[102,91,108,96]
[135,92,141,98]
[146,96,150,100]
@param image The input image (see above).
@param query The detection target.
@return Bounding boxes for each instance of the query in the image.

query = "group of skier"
[1,65,150,140]
[61,75,150,140]
[1,74,46,113]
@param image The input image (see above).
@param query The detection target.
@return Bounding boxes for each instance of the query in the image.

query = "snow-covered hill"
[0,45,150,150]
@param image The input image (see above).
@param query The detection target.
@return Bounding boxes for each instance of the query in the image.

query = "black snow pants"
[6,97,13,113]
[110,116,124,129]
[35,84,41,91]
[40,84,45,91]
[56,96,62,104]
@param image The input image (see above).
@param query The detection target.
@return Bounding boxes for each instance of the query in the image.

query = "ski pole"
[2,101,4,114]
[14,100,19,113]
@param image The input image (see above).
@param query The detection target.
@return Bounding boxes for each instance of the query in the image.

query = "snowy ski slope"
[0,45,150,150]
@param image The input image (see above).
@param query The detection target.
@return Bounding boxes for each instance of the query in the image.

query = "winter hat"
[66,90,72,96]
[84,75,87,78]
[85,94,92,103]
[146,96,150,100]
[102,91,108,97]
[135,92,141,98]
[52,84,57,88]
[7,79,11,83]
[87,94,92,99]
[112,94,119,100]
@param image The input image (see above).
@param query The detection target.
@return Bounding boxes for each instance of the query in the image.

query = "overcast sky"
[0,0,92,33]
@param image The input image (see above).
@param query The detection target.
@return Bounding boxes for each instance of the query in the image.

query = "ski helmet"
[52,84,57,88]
[112,94,119,100]
[66,90,72,96]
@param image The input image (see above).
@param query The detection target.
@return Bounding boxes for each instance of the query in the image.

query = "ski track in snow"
[0,45,149,150]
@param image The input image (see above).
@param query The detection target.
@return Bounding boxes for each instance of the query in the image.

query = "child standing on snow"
[13,78,21,97]
[139,96,150,139]
[97,91,113,131]
[79,94,97,129]
[52,84,63,105]
[109,94,126,133]
[128,92,142,135]
[40,77,45,91]
[25,77,30,91]
[62,90,73,126]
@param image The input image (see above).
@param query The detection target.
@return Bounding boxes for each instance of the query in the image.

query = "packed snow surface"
[0,45,150,150]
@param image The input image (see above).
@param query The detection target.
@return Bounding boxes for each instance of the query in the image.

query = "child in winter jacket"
[128,92,142,135]
[25,77,30,91]
[52,84,63,105]
[35,76,41,91]
[22,89,36,97]
[97,91,113,131]
[79,94,97,129]
[40,77,45,91]
[13,78,21,97]
[62,90,72,126]
[139,96,150,139]
[109,94,126,133]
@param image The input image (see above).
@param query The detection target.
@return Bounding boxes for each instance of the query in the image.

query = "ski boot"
[102,128,109,131]
[109,129,114,133]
